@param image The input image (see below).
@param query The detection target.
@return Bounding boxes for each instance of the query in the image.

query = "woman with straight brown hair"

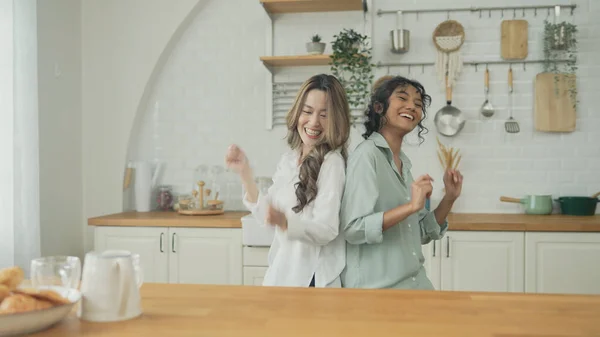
[225,74,351,288]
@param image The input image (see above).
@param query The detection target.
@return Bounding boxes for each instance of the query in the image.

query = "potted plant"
[330,28,375,116]
[542,20,578,110]
[306,34,326,55]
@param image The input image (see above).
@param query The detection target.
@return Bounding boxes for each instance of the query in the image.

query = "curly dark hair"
[362,76,432,144]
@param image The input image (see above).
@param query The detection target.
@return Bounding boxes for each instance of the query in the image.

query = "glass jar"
[177,194,195,210]
[156,186,174,211]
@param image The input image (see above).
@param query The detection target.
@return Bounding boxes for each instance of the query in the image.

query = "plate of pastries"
[0,266,81,336]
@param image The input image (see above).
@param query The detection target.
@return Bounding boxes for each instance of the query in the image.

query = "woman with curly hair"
[225,74,351,288]
[340,76,463,290]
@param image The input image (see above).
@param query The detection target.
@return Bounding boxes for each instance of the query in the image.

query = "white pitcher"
[78,250,143,322]
[132,161,161,212]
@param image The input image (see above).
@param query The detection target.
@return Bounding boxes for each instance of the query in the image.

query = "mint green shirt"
[340,132,448,289]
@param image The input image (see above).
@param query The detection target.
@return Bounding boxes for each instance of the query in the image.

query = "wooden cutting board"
[501,20,528,59]
[534,72,577,132]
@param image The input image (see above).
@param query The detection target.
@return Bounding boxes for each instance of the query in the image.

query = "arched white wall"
[81,0,203,252]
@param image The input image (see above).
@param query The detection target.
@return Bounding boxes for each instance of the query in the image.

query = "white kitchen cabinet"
[242,246,269,286]
[525,232,600,295]
[440,231,525,292]
[423,231,525,293]
[169,228,242,285]
[93,226,242,285]
[94,226,169,283]
[421,240,441,290]
[243,267,268,285]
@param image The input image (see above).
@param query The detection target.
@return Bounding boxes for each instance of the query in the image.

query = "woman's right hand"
[225,144,250,175]
[409,174,433,212]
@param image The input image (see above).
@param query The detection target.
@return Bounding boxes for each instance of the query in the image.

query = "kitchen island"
[35,283,600,337]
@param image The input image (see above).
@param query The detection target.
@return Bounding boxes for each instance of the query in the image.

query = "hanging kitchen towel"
[433,20,465,90]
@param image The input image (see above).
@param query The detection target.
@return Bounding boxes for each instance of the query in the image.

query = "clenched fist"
[410,174,433,212]
[225,144,250,175]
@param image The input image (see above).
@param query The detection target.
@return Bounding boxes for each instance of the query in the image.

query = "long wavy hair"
[285,74,351,213]
[362,76,432,144]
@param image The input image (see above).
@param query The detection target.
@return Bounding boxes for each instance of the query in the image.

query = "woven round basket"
[432,20,465,53]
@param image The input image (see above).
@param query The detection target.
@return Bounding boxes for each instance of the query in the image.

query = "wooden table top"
[87,211,600,232]
[34,283,600,337]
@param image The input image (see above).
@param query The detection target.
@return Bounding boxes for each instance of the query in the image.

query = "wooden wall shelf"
[260,55,332,67]
[260,0,363,14]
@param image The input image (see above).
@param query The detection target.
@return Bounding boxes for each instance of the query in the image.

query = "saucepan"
[500,195,553,215]
[555,191,600,216]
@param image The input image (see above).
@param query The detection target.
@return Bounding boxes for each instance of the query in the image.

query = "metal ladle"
[480,67,494,117]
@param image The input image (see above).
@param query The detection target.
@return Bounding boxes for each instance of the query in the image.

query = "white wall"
[37,0,83,259]
[129,0,599,214]
[81,0,202,252]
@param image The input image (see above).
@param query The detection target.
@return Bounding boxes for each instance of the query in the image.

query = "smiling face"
[380,85,423,134]
[296,89,329,155]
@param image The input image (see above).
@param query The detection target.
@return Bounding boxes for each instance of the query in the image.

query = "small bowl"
[206,200,224,211]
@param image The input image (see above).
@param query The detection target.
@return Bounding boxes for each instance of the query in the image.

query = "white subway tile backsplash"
[124,0,599,213]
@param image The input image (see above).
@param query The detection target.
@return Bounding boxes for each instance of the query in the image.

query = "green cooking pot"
[556,193,600,216]
[500,195,553,215]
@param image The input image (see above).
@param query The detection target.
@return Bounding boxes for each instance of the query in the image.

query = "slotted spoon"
[505,67,520,133]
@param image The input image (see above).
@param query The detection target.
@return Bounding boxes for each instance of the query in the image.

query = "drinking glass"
[30,256,82,289]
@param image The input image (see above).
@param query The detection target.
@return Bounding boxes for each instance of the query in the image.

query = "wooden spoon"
[592,191,600,199]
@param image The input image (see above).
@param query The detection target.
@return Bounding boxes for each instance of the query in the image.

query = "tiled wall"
[128,0,600,214]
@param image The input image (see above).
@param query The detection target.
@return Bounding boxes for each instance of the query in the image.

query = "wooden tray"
[178,209,225,216]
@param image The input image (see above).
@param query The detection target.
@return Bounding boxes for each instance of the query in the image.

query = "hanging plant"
[330,29,375,119]
[542,20,578,110]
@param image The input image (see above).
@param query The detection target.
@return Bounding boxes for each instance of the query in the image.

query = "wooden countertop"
[87,211,249,228]
[36,283,600,337]
[448,213,600,232]
[88,211,600,232]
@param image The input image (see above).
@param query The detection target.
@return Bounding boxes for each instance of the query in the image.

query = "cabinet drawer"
[243,246,269,266]
[243,266,268,286]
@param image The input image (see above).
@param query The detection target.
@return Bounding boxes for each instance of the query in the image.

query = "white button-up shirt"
[243,149,346,288]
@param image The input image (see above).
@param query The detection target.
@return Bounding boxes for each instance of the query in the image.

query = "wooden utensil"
[534,72,577,132]
[501,20,528,60]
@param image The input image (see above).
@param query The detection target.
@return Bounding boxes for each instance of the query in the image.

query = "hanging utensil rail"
[377,58,574,73]
[377,4,576,16]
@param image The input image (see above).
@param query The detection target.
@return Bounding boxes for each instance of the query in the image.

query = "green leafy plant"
[543,20,578,110]
[330,29,375,116]
[311,34,321,43]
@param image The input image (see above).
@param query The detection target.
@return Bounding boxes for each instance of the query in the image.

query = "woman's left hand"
[266,204,288,230]
[443,169,463,201]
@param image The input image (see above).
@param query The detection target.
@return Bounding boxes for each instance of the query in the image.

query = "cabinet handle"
[172,233,177,253]
[432,240,436,257]
[160,233,164,253]
[446,236,450,258]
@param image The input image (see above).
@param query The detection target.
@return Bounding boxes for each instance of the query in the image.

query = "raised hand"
[225,144,250,175]
[443,169,463,201]
[410,174,434,212]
